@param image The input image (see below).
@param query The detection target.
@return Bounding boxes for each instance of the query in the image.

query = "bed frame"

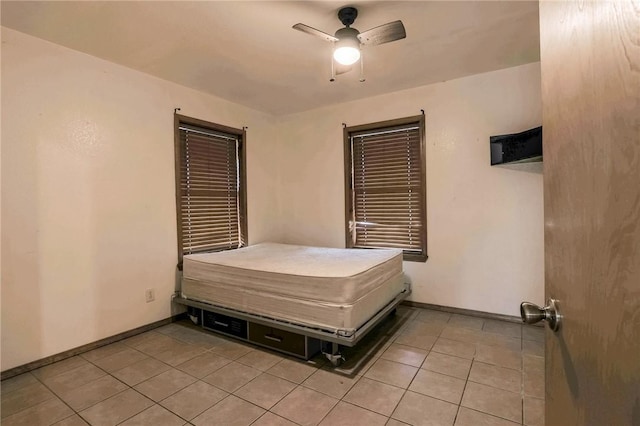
[172,283,410,365]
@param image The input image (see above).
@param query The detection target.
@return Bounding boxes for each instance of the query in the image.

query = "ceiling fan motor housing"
[338,7,358,27]
[335,27,360,40]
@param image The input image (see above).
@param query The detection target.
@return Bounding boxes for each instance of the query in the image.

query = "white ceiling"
[1,1,540,116]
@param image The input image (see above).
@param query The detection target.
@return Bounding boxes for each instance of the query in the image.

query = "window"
[174,114,247,264]
[344,115,427,262]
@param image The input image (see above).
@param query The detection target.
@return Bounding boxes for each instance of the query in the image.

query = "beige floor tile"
[134,368,197,402]
[408,369,466,404]
[192,395,264,426]
[475,344,522,370]
[271,386,338,426]
[120,331,161,348]
[58,375,128,411]
[319,401,388,426]
[2,397,73,426]
[461,382,522,423]
[439,326,482,345]
[267,358,317,384]
[78,389,153,426]
[53,414,90,425]
[422,352,472,379]
[132,334,183,356]
[455,407,520,426]
[523,340,545,357]
[234,373,296,409]
[335,340,384,374]
[468,362,522,393]
[153,343,206,366]
[524,370,545,398]
[479,333,522,352]
[111,357,171,386]
[403,320,447,337]
[91,348,148,373]
[524,397,545,426]
[522,326,545,343]
[176,352,231,378]
[160,381,228,420]
[415,310,451,324]
[80,342,128,363]
[3,312,545,426]
[119,404,185,426]
[364,359,418,388]
[1,382,55,418]
[343,377,404,417]
[202,361,262,392]
[391,390,458,426]
[386,420,410,426]
[157,322,191,334]
[432,338,476,359]
[394,333,438,351]
[172,329,226,349]
[447,314,485,330]
[156,323,201,341]
[1,373,39,394]
[236,350,283,371]
[32,357,90,381]
[483,320,522,338]
[302,369,360,399]
[209,339,254,360]
[380,344,428,367]
[252,412,298,426]
[42,364,107,395]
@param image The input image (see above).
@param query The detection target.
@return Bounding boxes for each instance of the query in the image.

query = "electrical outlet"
[145,288,155,303]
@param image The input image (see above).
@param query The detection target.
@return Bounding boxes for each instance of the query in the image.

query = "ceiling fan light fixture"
[333,38,360,65]
[293,6,406,78]
[334,46,360,65]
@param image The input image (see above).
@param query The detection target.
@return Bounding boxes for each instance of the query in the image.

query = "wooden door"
[539,1,640,425]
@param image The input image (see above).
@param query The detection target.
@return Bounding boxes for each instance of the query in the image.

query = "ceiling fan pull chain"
[359,51,365,83]
[330,48,336,82]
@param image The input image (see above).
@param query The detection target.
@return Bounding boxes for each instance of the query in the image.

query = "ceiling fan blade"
[357,20,406,46]
[292,23,339,42]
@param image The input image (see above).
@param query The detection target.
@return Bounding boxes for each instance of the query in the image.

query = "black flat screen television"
[490,126,542,166]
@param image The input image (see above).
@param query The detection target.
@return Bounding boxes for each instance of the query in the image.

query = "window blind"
[348,119,426,259]
[177,121,245,259]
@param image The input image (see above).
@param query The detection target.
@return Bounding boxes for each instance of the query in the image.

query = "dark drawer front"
[202,311,247,339]
[248,323,306,357]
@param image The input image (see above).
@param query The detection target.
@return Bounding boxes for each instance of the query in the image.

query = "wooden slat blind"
[176,119,246,261]
[346,117,426,261]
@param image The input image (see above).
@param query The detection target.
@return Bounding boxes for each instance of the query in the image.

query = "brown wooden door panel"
[539,1,640,425]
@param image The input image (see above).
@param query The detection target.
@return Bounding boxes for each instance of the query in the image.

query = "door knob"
[520,298,561,331]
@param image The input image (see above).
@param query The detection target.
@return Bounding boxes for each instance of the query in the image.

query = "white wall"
[275,63,544,317]
[0,28,280,370]
[1,27,543,371]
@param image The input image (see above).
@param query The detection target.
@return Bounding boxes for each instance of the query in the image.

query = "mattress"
[181,243,406,333]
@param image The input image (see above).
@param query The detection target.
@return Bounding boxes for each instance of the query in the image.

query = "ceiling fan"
[293,6,406,82]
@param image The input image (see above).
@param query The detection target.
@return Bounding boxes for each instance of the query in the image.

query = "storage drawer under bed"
[198,308,320,359]
[248,322,320,358]
[202,311,248,339]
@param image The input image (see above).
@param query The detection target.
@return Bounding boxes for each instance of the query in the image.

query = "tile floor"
[0,306,545,426]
